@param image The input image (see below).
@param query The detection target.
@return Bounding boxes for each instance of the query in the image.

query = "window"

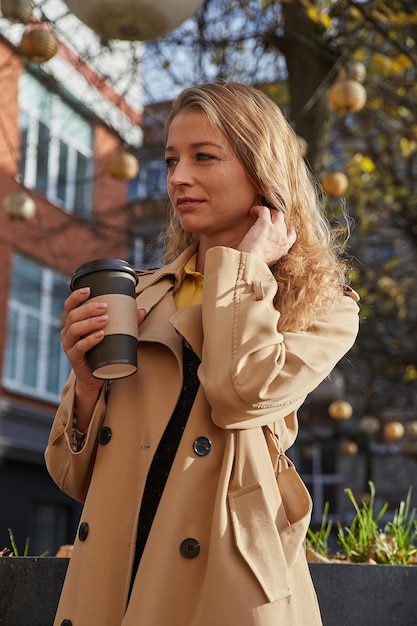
[3,254,71,402]
[133,235,164,269]
[131,159,167,200]
[29,502,70,557]
[19,71,94,219]
[295,441,342,524]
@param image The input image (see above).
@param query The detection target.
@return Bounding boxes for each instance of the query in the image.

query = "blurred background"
[0,0,416,556]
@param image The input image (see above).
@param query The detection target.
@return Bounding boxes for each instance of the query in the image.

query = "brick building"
[0,24,142,556]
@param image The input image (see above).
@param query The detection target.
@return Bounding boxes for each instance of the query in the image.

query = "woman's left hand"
[237,204,296,265]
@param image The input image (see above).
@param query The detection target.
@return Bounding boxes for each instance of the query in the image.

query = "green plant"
[307,482,417,565]
[7,528,30,557]
[307,501,333,558]
[383,489,417,565]
[337,481,388,563]
[0,529,48,558]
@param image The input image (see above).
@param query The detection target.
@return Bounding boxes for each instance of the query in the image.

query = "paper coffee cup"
[71,258,139,379]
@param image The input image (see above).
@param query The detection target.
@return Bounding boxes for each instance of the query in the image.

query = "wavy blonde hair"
[163,81,350,331]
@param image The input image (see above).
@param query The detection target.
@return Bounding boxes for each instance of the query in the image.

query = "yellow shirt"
[174,254,204,309]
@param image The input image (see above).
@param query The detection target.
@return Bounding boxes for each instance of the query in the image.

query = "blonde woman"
[46,82,359,626]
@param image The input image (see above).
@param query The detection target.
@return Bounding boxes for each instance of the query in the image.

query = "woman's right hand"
[61,287,108,393]
[61,288,146,431]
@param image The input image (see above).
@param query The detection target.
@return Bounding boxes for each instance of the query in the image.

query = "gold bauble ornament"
[1,0,33,23]
[328,78,367,114]
[328,400,353,420]
[320,172,348,197]
[19,28,58,64]
[383,421,405,441]
[107,151,139,180]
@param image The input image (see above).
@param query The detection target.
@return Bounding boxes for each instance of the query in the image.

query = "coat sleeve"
[44,371,109,502]
[199,246,359,430]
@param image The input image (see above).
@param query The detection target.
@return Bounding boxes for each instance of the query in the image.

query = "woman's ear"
[260,196,273,209]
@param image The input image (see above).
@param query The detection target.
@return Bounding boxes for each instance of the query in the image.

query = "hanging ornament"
[3,192,36,220]
[19,26,58,64]
[1,0,33,24]
[328,78,367,114]
[359,416,380,436]
[346,62,367,84]
[63,0,204,41]
[341,441,358,456]
[320,171,348,197]
[296,135,308,158]
[383,421,405,441]
[405,421,417,436]
[107,150,139,180]
[328,400,353,420]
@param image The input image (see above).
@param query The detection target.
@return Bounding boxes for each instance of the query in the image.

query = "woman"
[46,81,359,626]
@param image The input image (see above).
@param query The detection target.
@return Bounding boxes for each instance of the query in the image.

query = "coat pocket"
[263,425,312,568]
[276,464,312,568]
[228,483,291,603]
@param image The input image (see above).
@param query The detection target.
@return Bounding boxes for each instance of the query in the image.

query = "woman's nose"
[169,160,193,186]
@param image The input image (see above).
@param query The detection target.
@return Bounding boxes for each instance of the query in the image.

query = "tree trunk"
[280,1,338,175]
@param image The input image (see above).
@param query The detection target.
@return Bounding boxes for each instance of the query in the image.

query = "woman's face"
[165,109,260,248]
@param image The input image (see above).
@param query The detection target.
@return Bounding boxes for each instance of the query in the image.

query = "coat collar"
[135,243,203,359]
[135,243,199,300]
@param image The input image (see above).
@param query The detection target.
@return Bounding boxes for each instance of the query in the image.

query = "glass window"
[74,152,92,217]
[57,140,69,204]
[19,111,29,181]
[295,441,341,523]
[36,120,50,194]
[29,502,69,557]
[19,71,93,219]
[3,254,71,402]
[131,160,167,200]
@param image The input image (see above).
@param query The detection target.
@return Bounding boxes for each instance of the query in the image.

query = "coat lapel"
[171,305,203,359]
[135,243,203,361]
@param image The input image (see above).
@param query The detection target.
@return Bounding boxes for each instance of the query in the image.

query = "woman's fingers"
[238,204,296,264]
[61,288,109,383]
[61,291,146,384]
[63,304,108,343]
[63,286,90,314]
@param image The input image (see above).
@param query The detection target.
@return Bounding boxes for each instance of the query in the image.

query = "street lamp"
[63,0,205,41]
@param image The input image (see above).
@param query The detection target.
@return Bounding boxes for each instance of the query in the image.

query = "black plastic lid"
[71,258,138,290]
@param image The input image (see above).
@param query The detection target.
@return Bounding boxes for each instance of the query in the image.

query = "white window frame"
[3,255,71,403]
[292,441,342,524]
[19,72,94,219]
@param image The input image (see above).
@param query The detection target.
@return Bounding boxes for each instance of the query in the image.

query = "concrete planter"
[311,562,417,625]
[0,558,416,625]
[0,557,68,626]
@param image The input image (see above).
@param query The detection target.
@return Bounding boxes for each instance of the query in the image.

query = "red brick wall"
[0,38,135,411]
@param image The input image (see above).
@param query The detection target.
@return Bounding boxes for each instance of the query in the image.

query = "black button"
[179,538,200,559]
[78,522,89,541]
[193,436,212,457]
[60,621,72,626]
[98,426,112,445]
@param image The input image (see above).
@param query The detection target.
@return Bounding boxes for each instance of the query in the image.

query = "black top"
[128,342,201,598]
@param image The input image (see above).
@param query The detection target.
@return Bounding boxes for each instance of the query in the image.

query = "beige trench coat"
[45,245,360,626]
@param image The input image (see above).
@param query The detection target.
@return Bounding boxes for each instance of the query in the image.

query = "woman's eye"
[196,153,214,162]
[165,157,177,169]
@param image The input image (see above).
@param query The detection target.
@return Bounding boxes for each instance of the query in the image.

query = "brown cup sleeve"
[89,293,138,339]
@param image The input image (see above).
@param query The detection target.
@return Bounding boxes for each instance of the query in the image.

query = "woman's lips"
[176,198,202,211]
